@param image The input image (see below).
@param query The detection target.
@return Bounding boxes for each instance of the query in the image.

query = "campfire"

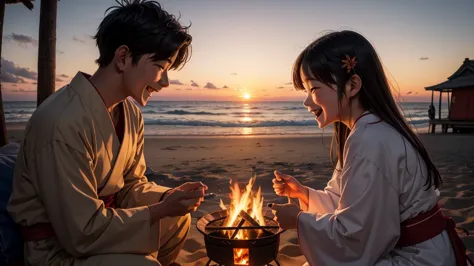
[197,175,284,266]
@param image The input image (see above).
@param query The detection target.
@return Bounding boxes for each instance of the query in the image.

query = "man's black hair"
[94,0,192,70]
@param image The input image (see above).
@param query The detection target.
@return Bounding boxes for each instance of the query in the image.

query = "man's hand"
[150,188,205,221]
[176,182,208,192]
[268,202,302,230]
[162,182,208,200]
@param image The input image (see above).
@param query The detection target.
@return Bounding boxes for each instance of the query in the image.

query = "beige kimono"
[7,72,189,265]
[297,113,457,266]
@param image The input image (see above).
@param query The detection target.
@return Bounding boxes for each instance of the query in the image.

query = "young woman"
[269,30,472,265]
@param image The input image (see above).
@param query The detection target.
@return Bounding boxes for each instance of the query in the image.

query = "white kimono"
[297,113,457,266]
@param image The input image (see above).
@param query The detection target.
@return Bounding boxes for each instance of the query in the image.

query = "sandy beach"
[6,124,474,265]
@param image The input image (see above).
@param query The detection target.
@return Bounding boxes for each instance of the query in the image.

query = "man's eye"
[154,64,164,70]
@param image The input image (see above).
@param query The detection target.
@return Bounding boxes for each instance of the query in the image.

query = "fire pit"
[197,176,285,266]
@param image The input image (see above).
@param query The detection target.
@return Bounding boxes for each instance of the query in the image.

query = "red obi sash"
[20,193,117,241]
[397,203,473,266]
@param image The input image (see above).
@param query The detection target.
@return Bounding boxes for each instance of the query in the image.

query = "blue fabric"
[0,143,23,265]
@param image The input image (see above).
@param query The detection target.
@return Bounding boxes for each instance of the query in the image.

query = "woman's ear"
[345,74,362,98]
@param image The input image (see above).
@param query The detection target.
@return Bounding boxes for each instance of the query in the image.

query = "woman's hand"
[272,170,308,204]
[268,202,302,230]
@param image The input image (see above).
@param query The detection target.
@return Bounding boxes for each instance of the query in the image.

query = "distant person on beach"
[7,1,207,265]
[269,30,472,265]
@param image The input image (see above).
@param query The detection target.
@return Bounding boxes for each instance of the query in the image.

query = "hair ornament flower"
[341,55,357,73]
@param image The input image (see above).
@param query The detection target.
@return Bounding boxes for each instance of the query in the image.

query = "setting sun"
[243,93,251,100]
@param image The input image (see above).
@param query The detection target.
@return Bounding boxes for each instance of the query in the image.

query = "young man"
[7,1,205,265]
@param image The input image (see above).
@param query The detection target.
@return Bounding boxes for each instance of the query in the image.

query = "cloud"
[57,50,65,55]
[32,82,37,85]
[186,88,192,90]
[203,82,218,89]
[6,33,38,47]
[231,73,237,75]
[72,35,94,44]
[73,36,86,43]
[276,86,285,89]
[406,91,412,95]
[223,85,229,89]
[176,88,181,91]
[285,82,292,85]
[11,88,35,93]
[1,58,37,83]
[190,80,199,87]
[420,57,429,60]
[170,79,184,85]
[191,80,199,87]
[1,72,25,83]
[58,74,69,78]
[55,77,64,82]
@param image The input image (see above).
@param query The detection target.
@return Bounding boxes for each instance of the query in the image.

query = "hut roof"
[426,58,474,91]
[5,0,34,10]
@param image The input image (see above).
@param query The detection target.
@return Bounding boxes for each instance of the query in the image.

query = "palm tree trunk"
[0,1,8,146]
[37,0,58,107]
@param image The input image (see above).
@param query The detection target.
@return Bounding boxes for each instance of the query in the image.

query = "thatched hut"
[425,58,474,133]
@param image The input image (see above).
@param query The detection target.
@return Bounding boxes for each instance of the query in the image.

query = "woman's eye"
[310,87,320,93]
[154,64,164,70]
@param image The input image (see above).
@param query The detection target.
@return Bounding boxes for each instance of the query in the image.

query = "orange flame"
[219,174,265,265]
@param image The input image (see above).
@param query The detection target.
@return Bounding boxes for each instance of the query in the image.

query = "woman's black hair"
[292,30,442,190]
[94,0,192,70]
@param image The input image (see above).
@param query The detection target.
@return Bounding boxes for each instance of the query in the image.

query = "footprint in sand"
[161,146,181,151]
[441,197,474,209]
[287,237,299,245]
[208,168,228,174]
[279,244,303,257]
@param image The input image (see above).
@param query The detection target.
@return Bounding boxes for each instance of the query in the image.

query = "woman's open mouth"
[311,109,323,118]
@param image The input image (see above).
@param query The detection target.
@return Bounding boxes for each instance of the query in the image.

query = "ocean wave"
[230,112,263,115]
[143,119,317,127]
[143,118,430,127]
[162,110,225,115]
[408,119,429,125]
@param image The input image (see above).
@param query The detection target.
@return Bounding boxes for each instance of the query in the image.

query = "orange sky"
[2,0,474,102]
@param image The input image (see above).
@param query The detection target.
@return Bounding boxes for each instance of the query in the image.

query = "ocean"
[4,101,448,136]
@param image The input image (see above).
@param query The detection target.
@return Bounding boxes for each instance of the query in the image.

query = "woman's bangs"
[304,53,337,87]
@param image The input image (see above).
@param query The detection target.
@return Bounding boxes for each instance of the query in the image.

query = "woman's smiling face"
[300,65,342,128]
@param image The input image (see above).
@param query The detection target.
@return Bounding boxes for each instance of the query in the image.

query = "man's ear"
[114,45,131,72]
[345,74,362,98]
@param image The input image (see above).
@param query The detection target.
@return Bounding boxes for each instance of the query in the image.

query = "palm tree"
[0,0,58,147]
[37,0,58,107]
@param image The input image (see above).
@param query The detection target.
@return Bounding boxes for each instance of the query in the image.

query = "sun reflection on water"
[241,127,253,135]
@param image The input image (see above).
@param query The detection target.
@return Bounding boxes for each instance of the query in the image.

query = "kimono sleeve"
[299,169,341,214]
[297,154,400,266]
[117,117,170,209]
[35,140,159,257]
